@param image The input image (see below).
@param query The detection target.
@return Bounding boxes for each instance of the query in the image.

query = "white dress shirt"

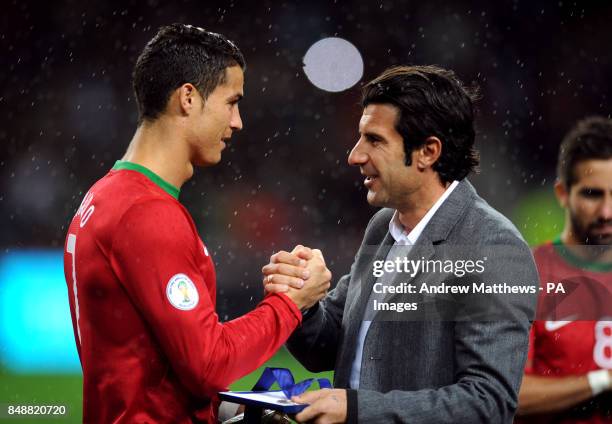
[349,180,458,389]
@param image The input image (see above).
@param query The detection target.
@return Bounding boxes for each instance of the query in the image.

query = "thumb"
[311,249,325,263]
[293,245,313,260]
[291,390,320,404]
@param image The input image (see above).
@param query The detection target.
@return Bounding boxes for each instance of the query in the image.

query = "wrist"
[587,369,611,396]
[300,304,312,315]
[266,292,303,324]
[288,294,307,311]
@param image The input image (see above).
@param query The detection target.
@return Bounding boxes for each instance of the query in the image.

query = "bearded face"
[564,159,612,246]
[569,207,612,245]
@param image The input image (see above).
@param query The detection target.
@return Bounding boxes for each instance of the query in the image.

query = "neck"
[560,224,612,263]
[122,118,193,188]
[397,179,450,232]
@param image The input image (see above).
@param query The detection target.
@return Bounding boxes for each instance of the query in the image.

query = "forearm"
[156,293,301,398]
[287,271,349,371]
[202,294,302,391]
[286,302,339,371]
[517,374,602,415]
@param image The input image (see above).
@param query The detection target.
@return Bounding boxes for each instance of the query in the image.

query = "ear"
[177,83,200,115]
[415,136,442,170]
[554,180,569,208]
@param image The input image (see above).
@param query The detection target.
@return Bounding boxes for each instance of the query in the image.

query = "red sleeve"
[109,198,301,398]
[524,323,536,374]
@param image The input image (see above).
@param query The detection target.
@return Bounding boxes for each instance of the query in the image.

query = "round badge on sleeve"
[166,273,199,311]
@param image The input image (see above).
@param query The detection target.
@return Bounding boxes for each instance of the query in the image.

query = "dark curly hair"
[133,23,245,124]
[557,116,612,188]
[361,65,480,184]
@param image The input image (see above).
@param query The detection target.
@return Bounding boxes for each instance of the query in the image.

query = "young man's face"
[348,103,420,209]
[190,65,244,166]
[557,158,612,245]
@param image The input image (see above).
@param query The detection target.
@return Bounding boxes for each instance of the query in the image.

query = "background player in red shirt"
[63,24,331,423]
[517,117,612,423]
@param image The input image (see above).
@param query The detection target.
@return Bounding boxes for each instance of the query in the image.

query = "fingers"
[262,263,310,280]
[294,406,315,423]
[292,244,314,260]
[270,250,308,267]
[292,389,324,404]
[293,390,327,422]
[268,247,321,267]
[311,248,325,263]
[264,247,330,299]
[264,283,289,293]
[304,261,332,285]
[295,404,318,423]
[262,262,310,293]
[263,273,305,290]
[301,251,331,282]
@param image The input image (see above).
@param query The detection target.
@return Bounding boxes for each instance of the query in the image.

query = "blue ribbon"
[252,367,332,399]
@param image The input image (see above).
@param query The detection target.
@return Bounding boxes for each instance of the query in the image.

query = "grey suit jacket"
[287,179,538,423]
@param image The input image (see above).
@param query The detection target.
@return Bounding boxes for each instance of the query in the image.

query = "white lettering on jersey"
[593,320,612,368]
[66,233,82,346]
[66,191,97,349]
[76,191,95,228]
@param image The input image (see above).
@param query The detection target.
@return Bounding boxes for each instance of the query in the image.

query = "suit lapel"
[334,231,394,387]
[335,180,476,386]
[421,179,474,243]
[351,231,395,322]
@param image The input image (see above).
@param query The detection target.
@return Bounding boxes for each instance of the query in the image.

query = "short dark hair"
[557,116,612,188]
[133,23,245,123]
[361,65,480,184]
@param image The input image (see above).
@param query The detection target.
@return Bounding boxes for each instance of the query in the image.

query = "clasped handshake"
[262,245,332,311]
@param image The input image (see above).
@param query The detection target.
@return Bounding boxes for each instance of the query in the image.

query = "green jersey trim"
[112,161,180,200]
[552,236,612,273]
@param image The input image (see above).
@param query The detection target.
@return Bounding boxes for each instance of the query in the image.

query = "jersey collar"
[552,236,612,273]
[112,161,180,200]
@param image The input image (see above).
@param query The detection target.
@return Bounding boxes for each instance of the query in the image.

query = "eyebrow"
[578,187,605,195]
[361,130,385,140]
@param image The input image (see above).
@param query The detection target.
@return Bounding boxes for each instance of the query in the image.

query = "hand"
[262,245,332,310]
[262,245,314,294]
[286,248,331,310]
[292,389,347,423]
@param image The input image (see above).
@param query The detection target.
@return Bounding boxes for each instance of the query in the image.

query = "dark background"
[1,0,611,319]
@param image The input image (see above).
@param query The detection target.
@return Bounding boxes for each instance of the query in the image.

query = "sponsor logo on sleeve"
[166,273,199,311]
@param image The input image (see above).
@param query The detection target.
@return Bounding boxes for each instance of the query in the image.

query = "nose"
[348,137,368,166]
[230,105,243,131]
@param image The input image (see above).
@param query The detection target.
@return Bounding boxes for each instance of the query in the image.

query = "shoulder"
[456,191,527,247]
[362,208,394,242]
[113,197,196,249]
[532,242,555,259]
[367,208,394,229]
[531,242,560,275]
[121,197,191,228]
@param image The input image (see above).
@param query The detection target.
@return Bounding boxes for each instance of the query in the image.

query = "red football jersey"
[63,161,302,424]
[523,239,612,423]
